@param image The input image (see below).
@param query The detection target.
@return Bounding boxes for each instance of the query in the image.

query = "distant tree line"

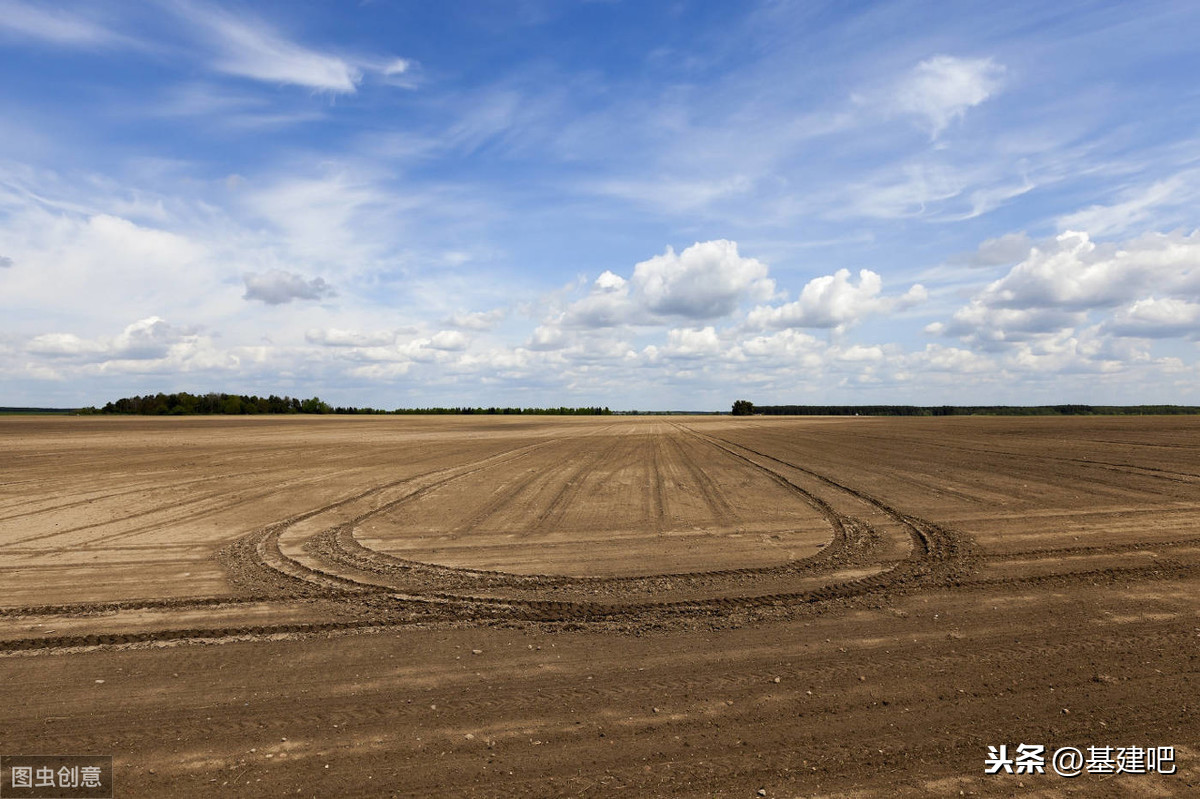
[80,392,611,416]
[733,401,1200,416]
[393,406,611,415]
[85,393,338,415]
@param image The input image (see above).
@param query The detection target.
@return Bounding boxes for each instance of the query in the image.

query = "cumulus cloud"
[657,326,724,359]
[1004,327,1131,375]
[243,269,334,305]
[26,332,108,358]
[1105,297,1200,338]
[929,305,1085,345]
[26,317,192,362]
[526,324,567,351]
[933,228,1200,345]
[989,230,1197,308]
[633,240,774,319]
[835,344,885,363]
[740,329,824,366]
[594,270,627,292]
[558,240,775,330]
[891,55,1005,136]
[0,255,12,268]
[429,330,469,351]
[906,344,995,374]
[110,316,191,359]
[746,269,926,330]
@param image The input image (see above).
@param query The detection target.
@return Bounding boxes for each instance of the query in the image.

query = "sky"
[2,0,1199,411]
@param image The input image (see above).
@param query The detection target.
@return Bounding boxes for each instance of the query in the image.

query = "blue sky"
[2,0,1199,410]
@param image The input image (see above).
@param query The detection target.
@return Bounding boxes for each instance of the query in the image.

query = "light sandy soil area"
[1,415,1197,796]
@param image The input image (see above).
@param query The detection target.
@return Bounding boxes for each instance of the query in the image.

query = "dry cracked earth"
[1,415,1197,797]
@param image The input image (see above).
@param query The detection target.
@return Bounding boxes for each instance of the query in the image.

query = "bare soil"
[1,415,1197,797]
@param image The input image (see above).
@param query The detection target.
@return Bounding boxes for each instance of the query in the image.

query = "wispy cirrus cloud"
[166,1,418,94]
[1056,171,1200,238]
[171,2,363,93]
[0,0,129,48]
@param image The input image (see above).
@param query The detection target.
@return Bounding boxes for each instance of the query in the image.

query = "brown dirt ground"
[1,415,1197,797]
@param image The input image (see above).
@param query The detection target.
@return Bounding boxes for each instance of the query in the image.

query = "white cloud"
[241,171,409,265]
[526,324,567,351]
[593,270,626,292]
[347,362,412,380]
[594,175,754,215]
[1106,297,1200,338]
[110,316,191,359]
[429,330,469,351]
[891,55,1005,137]
[934,304,1085,344]
[555,240,775,329]
[446,309,505,330]
[383,58,411,77]
[631,239,774,319]
[835,344,884,363]
[84,213,203,267]
[906,344,995,374]
[934,228,1200,347]
[1056,173,1198,238]
[26,317,194,362]
[974,230,1200,310]
[26,332,108,358]
[747,269,926,330]
[658,326,724,359]
[0,1,127,47]
[740,329,824,365]
[1004,327,1131,375]
[840,162,968,220]
[559,272,635,328]
[305,328,398,347]
[146,83,327,129]
[0,204,216,328]
[175,2,362,93]
[243,270,335,305]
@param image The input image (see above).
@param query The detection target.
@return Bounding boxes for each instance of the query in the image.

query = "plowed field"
[1,415,1197,797]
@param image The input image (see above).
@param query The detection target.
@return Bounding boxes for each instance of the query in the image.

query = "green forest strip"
[735,403,1200,416]
[73,393,612,416]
